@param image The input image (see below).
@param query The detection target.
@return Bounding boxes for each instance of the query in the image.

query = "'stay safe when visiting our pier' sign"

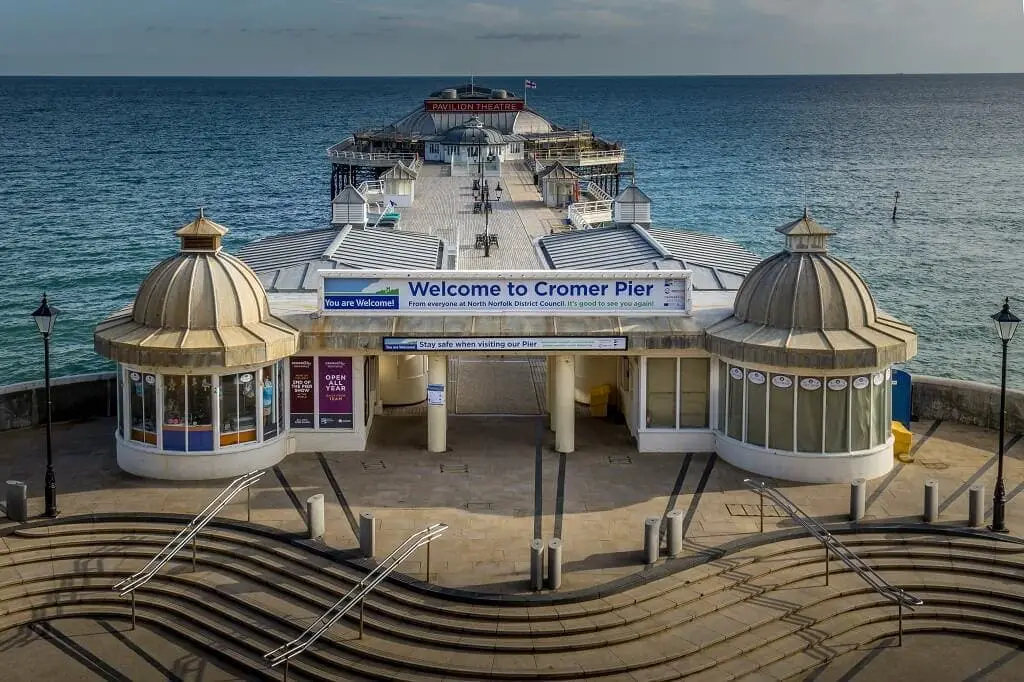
[319,271,691,316]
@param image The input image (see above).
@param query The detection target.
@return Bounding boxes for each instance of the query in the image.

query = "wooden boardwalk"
[395,162,565,271]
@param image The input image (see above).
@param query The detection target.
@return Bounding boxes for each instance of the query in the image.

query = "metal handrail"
[578,180,612,202]
[264,522,448,668]
[743,479,923,608]
[113,469,265,597]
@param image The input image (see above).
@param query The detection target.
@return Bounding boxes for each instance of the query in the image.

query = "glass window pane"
[188,376,213,451]
[238,372,258,443]
[163,375,187,452]
[128,371,157,444]
[717,361,726,432]
[220,374,239,446]
[278,361,287,433]
[646,358,676,428]
[768,374,795,450]
[262,365,278,440]
[871,371,887,446]
[824,378,850,452]
[850,376,872,450]
[727,365,744,440]
[745,370,767,446]
[797,377,824,452]
[679,358,709,428]
[117,368,124,437]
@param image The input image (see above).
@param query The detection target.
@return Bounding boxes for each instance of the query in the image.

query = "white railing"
[743,479,923,646]
[328,148,421,164]
[578,180,612,202]
[567,199,613,229]
[529,148,626,165]
[113,470,266,626]
[265,523,448,676]
[357,179,385,195]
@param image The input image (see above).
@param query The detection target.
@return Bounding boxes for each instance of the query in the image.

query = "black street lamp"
[990,297,1019,533]
[481,180,503,258]
[31,293,59,518]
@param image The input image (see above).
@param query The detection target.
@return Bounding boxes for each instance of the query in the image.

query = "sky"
[1,0,1023,76]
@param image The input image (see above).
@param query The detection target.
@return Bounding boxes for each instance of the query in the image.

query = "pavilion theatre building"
[94,209,916,484]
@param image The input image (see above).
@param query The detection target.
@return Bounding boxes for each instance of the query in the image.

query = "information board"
[383,337,628,352]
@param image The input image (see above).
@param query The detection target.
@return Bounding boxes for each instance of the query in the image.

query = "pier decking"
[390,162,564,271]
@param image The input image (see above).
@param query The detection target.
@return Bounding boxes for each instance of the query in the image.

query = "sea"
[1,75,1023,388]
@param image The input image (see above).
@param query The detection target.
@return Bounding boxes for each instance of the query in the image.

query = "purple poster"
[318,357,353,429]
[289,357,315,428]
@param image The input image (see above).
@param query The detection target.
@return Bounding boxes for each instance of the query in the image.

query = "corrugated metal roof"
[644,227,763,277]
[236,228,338,273]
[238,226,444,292]
[538,225,663,270]
[537,224,764,291]
[331,228,442,270]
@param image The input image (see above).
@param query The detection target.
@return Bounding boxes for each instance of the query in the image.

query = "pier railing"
[567,199,613,229]
[328,147,421,165]
[578,180,612,202]
[113,470,266,626]
[528,148,625,166]
[743,479,922,645]
[356,179,386,196]
[265,523,448,678]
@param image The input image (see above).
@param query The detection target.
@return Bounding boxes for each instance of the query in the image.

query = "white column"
[427,355,447,453]
[554,355,575,454]
[547,355,556,432]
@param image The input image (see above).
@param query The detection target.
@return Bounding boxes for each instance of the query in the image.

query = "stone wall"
[912,374,1024,434]
[0,372,116,431]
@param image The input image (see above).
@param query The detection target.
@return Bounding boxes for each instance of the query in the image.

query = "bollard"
[5,481,27,523]
[968,484,985,528]
[644,517,660,565]
[547,539,562,590]
[530,539,545,591]
[307,494,325,539]
[850,479,866,522]
[359,512,376,558]
[666,510,683,557]
[924,480,939,523]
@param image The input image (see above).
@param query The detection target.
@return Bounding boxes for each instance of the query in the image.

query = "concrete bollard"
[359,512,376,558]
[5,481,27,523]
[644,517,660,565]
[666,510,683,557]
[968,484,985,528]
[924,480,939,523]
[547,539,562,590]
[850,479,866,522]
[306,494,325,539]
[530,539,545,591]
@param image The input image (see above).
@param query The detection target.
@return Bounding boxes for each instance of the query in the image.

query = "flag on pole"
[524,79,537,89]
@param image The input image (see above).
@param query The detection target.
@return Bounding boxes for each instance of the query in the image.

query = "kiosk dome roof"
[441,117,506,146]
[94,211,298,369]
[706,210,916,370]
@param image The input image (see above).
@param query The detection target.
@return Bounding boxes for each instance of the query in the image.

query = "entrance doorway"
[449,356,545,415]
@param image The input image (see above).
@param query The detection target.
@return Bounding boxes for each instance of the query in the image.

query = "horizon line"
[3,71,1024,79]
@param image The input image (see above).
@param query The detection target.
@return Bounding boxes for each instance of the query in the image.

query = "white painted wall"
[715,434,895,483]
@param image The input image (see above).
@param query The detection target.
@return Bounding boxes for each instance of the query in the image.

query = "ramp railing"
[743,478,923,645]
[265,522,448,676]
[113,469,266,627]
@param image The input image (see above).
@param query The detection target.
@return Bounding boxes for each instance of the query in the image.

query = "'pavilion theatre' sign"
[423,100,525,112]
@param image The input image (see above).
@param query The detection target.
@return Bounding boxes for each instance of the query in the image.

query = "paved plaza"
[0,389,1021,593]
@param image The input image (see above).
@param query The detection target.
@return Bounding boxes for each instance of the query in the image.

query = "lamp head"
[31,293,58,336]
[992,297,1020,343]
[495,183,503,201]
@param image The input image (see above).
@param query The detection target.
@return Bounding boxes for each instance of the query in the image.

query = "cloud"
[476,31,581,43]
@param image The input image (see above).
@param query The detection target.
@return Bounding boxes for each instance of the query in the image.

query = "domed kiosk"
[706,211,917,483]
[94,211,299,480]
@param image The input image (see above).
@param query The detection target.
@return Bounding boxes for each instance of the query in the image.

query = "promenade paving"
[0,404,1021,593]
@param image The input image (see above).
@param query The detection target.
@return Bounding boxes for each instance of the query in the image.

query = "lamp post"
[31,293,59,518]
[990,297,1019,533]
[480,180,503,258]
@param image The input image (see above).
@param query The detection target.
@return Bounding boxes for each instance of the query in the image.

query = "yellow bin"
[590,384,612,418]
[892,421,913,457]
